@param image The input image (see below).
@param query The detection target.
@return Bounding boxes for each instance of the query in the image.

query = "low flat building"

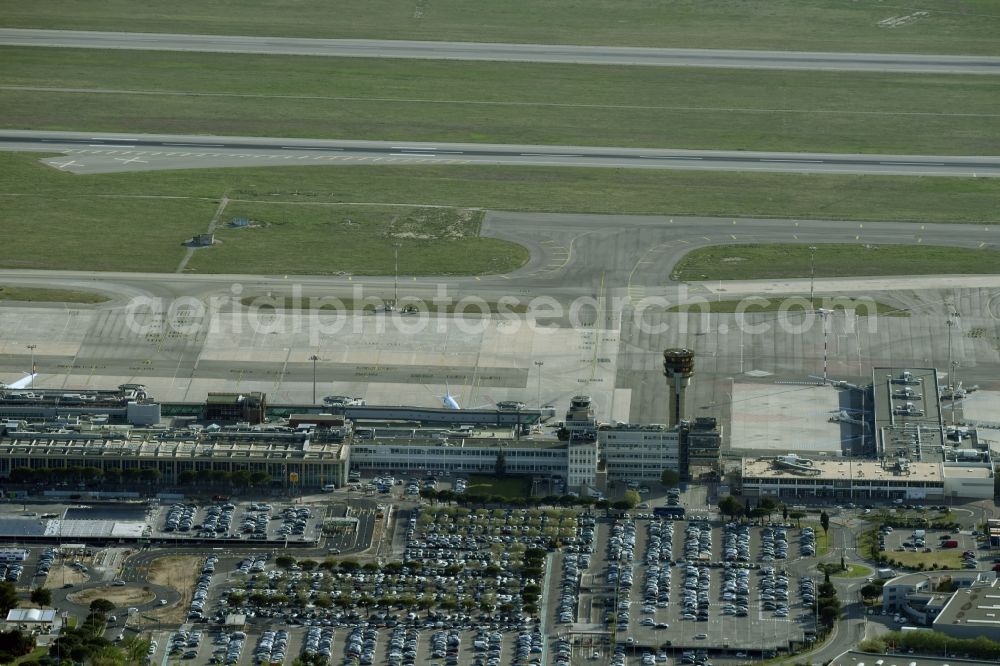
[830,650,1000,666]
[932,575,1000,641]
[0,426,348,489]
[742,455,944,501]
[881,570,992,621]
[349,437,567,478]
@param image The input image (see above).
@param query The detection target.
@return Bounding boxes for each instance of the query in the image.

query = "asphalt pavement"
[2,130,997,177]
[1,29,998,74]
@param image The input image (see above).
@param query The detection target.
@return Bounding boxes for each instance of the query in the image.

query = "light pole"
[946,309,960,425]
[818,308,832,385]
[26,344,36,387]
[533,361,544,409]
[809,246,818,308]
[309,355,319,404]
[393,243,401,310]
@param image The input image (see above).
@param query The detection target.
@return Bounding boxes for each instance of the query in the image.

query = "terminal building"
[740,368,994,501]
[0,425,350,490]
[0,384,160,426]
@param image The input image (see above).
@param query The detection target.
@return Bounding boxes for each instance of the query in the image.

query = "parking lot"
[560,516,817,657]
[876,525,980,569]
[138,506,572,665]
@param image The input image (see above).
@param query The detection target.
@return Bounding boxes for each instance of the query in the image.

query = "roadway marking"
[881,161,945,166]
[390,153,437,157]
[760,159,823,163]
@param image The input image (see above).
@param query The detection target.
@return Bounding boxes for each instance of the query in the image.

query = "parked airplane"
[1,372,37,390]
[435,382,492,410]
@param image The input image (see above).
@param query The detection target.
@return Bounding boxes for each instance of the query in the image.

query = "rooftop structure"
[0,383,160,426]
[741,455,945,501]
[933,576,1000,640]
[873,368,946,462]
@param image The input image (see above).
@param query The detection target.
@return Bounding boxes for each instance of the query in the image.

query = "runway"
[3,130,997,177]
[2,29,999,75]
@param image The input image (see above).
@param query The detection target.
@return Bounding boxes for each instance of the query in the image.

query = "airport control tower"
[663,348,695,427]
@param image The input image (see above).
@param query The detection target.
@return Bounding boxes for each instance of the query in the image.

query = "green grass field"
[832,564,873,578]
[671,244,1000,282]
[466,475,533,499]
[3,47,999,155]
[668,297,904,316]
[1,0,997,54]
[0,286,108,304]
[2,153,1000,274]
[186,204,526,276]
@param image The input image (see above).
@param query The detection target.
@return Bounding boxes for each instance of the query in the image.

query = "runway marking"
[760,158,823,163]
[979,242,986,248]
[881,161,945,166]
[165,142,223,147]
[50,159,81,169]
[113,156,148,165]
[793,234,798,239]
[391,153,437,157]
[731,234,737,240]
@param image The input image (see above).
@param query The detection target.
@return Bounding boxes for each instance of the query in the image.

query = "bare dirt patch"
[68,586,155,608]
[42,564,90,590]
[146,555,201,624]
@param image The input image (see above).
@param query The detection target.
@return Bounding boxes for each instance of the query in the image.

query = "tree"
[495,449,507,478]
[250,471,271,487]
[231,469,252,487]
[275,556,296,569]
[0,629,33,663]
[0,583,18,616]
[744,498,753,521]
[298,560,317,572]
[139,467,161,483]
[622,490,641,509]
[790,511,807,528]
[90,598,116,614]
[718,496,742,520]
[820,510,831,535]
[30,587,51,607]
[860,583,881,601]
[819,604,840,627]
[177,470,198,485]
[782,505,789,521]
[660,469,680,488]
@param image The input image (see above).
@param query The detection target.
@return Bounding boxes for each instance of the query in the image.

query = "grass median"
[1,0,997,54]
[186,204,527,276]
[672,244,1000,281]
[0,286,108,304]
[667,297,905,316]
[2,152,999,274]
[3,47,1000,155]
